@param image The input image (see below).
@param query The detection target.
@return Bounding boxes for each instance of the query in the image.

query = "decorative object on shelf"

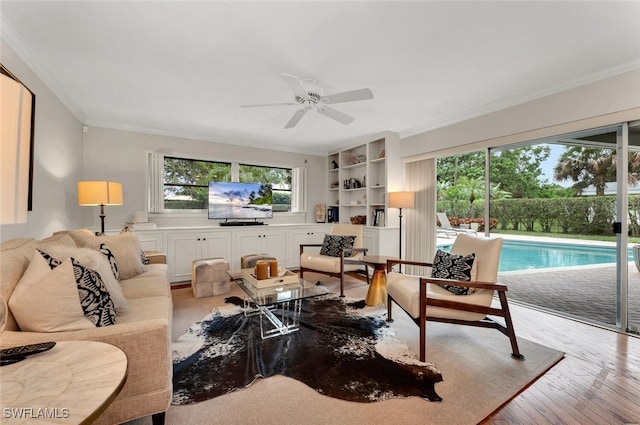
[315,204,326,223]
[377,149,386,159]
[350,215,366,225]
[331,160,339,169]
[328,206,339,223]
[78,181,123,235]
[330,181,339,189]
[344,153,366,166]
[389,191,415,268]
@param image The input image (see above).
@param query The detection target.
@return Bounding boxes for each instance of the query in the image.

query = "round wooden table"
[0,340,127,424]
[362,255,399,306]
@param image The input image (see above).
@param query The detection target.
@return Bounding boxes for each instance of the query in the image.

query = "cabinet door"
[167,233,200,282]
[262,231,286,266]
[201,231,233,261]
[287,227,328,268]
[136,231,165,252]
[234,229,287,269]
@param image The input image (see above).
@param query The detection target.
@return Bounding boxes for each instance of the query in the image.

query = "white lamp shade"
[388,191,415,209]
[78,181,123,206]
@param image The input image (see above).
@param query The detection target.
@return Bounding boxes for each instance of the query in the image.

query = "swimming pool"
[441,240,632,272]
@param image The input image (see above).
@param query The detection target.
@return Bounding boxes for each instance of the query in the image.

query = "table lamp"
[78,181,123,234]
[388,191,415,265]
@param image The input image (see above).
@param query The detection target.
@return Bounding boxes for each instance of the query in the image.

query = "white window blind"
[291,167,305,212]
[147,152,164,213]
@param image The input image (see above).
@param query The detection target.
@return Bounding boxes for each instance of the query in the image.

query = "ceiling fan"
[241,74,374,129]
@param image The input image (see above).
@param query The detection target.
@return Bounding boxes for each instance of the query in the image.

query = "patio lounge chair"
[436,212,477,238]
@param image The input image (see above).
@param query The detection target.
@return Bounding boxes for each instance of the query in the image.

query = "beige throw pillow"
[37,245,128,314]
[9,253,94,332]
[86,232,146,280]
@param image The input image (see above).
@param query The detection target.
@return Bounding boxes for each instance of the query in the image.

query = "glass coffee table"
[228,269,329,339]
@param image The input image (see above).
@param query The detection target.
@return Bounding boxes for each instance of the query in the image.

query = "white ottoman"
[191,258,230,298]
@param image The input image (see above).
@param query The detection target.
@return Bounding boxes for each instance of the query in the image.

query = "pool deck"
[436,233,640,333]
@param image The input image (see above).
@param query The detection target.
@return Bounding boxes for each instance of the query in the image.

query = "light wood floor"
[482,302,640,425]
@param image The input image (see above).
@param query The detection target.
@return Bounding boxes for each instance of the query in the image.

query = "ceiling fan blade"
[317,106,355,125]
[281,74,309,100]
[241,102,298,108]
[322,88,373,104]
[284,109,307,129]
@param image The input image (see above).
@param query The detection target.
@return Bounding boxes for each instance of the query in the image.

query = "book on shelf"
[373,208,385,227]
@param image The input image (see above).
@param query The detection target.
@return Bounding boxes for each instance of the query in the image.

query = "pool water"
[441,240,632,272]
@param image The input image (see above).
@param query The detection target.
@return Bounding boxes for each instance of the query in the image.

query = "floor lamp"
[389,191,415,272]
[78,181,123,235]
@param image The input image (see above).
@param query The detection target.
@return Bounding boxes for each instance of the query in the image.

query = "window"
[163,157,231,210]
[151,155,299,213]
[239,164,292,212]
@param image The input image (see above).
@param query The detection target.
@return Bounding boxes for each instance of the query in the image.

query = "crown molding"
[400,61,640,140]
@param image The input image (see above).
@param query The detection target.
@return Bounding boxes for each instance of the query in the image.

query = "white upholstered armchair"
[299,224,369,297]
[385,233,523,362]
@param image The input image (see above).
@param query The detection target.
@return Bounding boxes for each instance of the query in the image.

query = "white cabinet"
[167,231,232,282]
[363,227,399,257]
[135,230,165,252]
[286,225,330,268]
[233,229,286,269]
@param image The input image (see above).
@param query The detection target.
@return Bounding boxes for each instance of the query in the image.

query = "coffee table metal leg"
[365,266,387,306]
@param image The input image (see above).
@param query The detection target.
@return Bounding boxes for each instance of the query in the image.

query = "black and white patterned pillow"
[70,258,116,327]
[140,249,150,265]
[37,249,62,268]
[97,243,120,280]
[431,249,475,295]
[319,234,356,257]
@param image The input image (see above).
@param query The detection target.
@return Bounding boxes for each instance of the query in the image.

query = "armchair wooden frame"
[385,259,524,362]
[299,245,370,297]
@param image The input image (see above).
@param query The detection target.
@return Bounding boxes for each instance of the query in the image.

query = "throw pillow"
[431,249,476,295]
[97,243,120,280]
[70,257,116,327]
[37,247,128,314]
[319,234,356,257]
[9,253,94,332]
[86,232,146,280]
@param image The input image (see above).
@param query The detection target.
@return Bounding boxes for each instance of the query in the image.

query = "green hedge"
[438,195,639,236]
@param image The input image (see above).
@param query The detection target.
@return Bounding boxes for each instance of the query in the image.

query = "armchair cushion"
[431,250,475,295]
[319,234,356,257]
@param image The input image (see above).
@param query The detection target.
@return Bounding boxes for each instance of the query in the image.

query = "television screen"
[208,182,273,220]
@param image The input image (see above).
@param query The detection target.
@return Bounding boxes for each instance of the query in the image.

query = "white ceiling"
[2,1,640,155]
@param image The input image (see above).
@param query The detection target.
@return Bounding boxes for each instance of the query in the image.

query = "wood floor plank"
[481,303,640,425]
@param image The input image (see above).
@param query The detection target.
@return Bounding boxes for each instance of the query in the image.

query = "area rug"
[172,294,443,405]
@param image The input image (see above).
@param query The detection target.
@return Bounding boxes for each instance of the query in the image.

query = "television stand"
[219,220,266,227]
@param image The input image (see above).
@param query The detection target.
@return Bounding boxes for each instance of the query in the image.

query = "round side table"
[362,255,399,306]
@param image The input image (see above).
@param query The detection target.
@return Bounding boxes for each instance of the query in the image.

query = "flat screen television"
[208,181,273,222]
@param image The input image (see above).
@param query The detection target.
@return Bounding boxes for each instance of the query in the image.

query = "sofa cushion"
[0,238,38,331]
[53,228,96,247]
[319,234,356,257]
[120,265,171,299]
[37,246,128,314]
[9,252,95,332]
[86,232,146,280]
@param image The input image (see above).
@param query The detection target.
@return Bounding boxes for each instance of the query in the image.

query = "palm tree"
[554,147,640,196]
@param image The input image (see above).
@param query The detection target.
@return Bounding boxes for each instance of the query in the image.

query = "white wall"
[81,127,326,231]
[0,40,84,242]
[401,69,640,160]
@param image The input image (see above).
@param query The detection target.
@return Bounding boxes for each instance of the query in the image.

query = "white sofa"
[0,229,172,425]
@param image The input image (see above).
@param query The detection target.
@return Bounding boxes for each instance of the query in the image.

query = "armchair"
[299,224,369,297]
[385,233,523,362]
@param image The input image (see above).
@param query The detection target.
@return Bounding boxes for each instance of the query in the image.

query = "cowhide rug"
[172,294,442,405]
